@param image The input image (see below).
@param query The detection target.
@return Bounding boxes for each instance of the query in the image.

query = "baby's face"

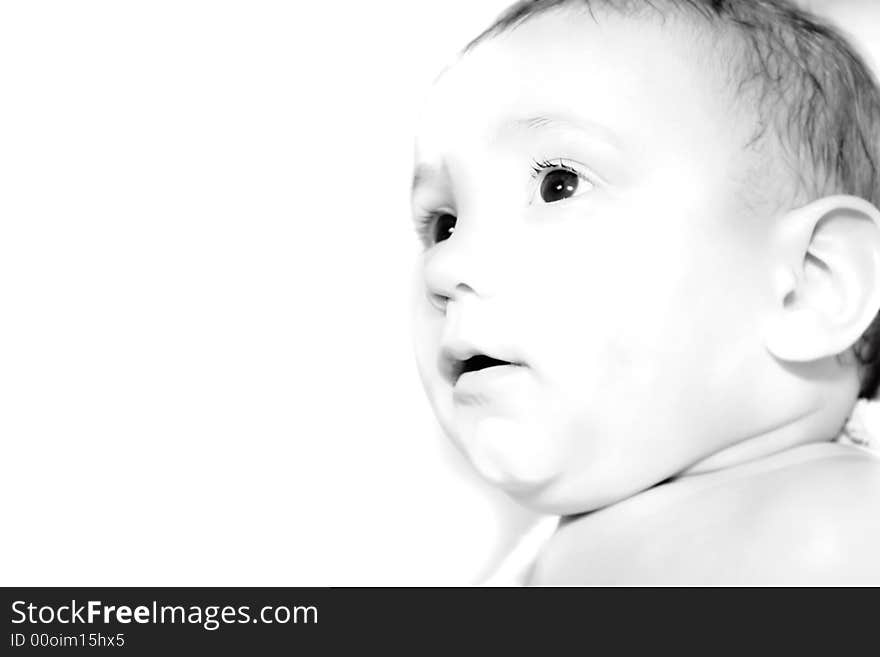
[412,10,781,513]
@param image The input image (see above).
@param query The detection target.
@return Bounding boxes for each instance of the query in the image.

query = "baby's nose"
[422,226,504,310]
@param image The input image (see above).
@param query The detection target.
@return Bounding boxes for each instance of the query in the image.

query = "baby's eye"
[431,213,457,244]
[415,211,457,248]
[530,158,595,205]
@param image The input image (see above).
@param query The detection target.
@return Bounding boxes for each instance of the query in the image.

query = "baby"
[410,0,880,584]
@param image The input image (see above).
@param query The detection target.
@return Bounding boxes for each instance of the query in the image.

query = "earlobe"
[764,195,880,363]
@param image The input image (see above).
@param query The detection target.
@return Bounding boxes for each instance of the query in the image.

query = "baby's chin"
[459,416,562,494]
[453,416,629,515]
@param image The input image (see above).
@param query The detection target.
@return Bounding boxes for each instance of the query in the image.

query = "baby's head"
[410,0,880,514]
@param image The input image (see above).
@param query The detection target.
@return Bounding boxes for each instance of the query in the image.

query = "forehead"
[414,9,740,170]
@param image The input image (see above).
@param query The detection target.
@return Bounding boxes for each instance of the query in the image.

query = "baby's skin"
[410,7,880,583]
[530,441,880,584]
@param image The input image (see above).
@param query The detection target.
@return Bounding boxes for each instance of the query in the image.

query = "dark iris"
[540,169,579,203]
[433,213,456,244]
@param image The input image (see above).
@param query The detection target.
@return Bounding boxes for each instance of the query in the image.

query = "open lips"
[452,354,521,384]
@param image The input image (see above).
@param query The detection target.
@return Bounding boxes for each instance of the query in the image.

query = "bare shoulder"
[530,444,880,585]
[735,446,880,584]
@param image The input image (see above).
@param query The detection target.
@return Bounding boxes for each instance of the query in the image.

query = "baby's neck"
[674,403,843,479]
[557,437,861,536]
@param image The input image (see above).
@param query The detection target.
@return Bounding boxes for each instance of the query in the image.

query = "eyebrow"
[493,113,622,148]
[411,113,622,194]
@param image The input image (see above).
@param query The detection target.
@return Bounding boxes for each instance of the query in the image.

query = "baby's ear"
[764,195,880,362]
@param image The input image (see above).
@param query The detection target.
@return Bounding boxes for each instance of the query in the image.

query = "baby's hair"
[462,0,880,398]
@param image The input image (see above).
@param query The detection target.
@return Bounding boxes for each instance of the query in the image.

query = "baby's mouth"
[450,354,523,385]
[438,339,526,386]
[460,354,510,374]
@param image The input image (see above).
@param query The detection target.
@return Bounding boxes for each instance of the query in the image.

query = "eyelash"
[414,158,595,247]
[529,157,587,183]
[414,208,450,248]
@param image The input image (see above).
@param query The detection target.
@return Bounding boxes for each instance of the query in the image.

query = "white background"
[0,0,534,586]
[1,1,877,586]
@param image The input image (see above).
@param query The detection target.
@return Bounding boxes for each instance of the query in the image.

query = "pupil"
[540,169,578,203]
[433,213,456,243]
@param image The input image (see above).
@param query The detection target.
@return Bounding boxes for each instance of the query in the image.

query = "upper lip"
[438,339,525,385]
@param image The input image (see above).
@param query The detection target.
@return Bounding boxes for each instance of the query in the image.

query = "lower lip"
[452,364,527,401]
